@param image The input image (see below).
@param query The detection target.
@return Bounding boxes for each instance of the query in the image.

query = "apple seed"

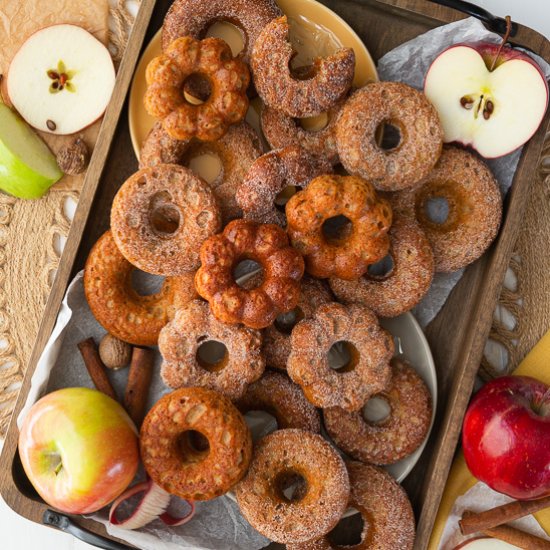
[46,119,56,131]
[460,95,474,110]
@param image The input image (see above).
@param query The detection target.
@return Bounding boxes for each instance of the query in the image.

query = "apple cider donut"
[195,219,305,329]
[111,164,221,276]
[235,429,350,544]
[84,231,197,346]
[251,17,355,118]
[264,277,332,371]
[161,0,282,63]
[236,145,332,227]
[287,302,393,411]
[391,146,502,272]
[141,387,252,500]
[144,37,249,141]
[336,82,443,191]
[159,300,264,400]
[287,461,415,550]
[285,174,392,280]
[329,216,434,317]
[140,121,264,222]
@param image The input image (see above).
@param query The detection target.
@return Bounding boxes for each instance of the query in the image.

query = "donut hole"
[424,196,450,225]
[233,259,264,289]
[367,254,395,280]
[243,409,279,441]
[183,73,212,105]
[177,430,210,464]
[327,514,365,545]
[188,151,223,185]
[130,270,165,296]
[328,341,360,373]
[376,120,402,151]
[274,185,302,213]
[362,395,392,425]
[205,20,245,57]
[149,191,181,235]
[322,215,353,245]
[274,470,308,503]
[274,307,305,335]
[299,112,329,132]
[196,340,228,372]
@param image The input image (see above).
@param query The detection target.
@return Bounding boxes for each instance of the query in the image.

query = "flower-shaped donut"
[144,36,250,141]
[195,219,305,329]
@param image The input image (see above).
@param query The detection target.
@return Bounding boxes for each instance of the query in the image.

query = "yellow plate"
[128,0,378,158]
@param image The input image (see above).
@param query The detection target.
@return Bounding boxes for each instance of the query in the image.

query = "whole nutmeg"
[56,137,90,175]
[99,333,132,370]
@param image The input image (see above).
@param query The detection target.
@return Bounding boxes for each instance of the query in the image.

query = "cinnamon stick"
[460,497,550,536]
[124,347,154,427]
[77,337,117,400]
[483,523,550,549]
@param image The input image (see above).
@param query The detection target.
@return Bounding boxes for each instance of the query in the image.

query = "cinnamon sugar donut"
[161,0,282,63]
[235,429,350,544]
[324,359,432,465]
[261,101,344,166]
[111,164,221,276]
[144,37,249,141]
[391,146,502,272]
[159,300,264,399]
[329,216,434,317]
[236,145,332,227]
[140,121,263,222]
[141,387,252,500]
[236,371,321,433]
[195,219,305,329]
[336,82,443,191]
[84,231,197,346]
[251,17,355,117]
[287,461,415,550]
[285,174,392,280]
[287,302,393,411]
[264,277,332,371]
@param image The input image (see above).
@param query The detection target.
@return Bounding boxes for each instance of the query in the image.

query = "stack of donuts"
[83,0,504,547]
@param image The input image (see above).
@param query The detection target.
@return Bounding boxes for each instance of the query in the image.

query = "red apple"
[18,387,139,514]
[463,375,550,500]
[424,43,548,158]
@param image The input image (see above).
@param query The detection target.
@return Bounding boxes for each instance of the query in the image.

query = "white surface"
[1,1,549,549]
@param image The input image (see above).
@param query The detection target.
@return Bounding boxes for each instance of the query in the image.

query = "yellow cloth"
[429,328,550,549]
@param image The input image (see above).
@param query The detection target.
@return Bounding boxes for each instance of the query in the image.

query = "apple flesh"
[18,387,139,514]
[463,375,550,500]
[424,43,548,158]
[454,537,520,549]
[7,24,116,135]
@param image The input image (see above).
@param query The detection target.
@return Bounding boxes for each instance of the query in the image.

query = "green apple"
[0,103,63,198]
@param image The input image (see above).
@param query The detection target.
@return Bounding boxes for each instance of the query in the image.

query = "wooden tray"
[1,1,549,549]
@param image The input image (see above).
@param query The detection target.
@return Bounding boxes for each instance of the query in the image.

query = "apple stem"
[490,15,513,72]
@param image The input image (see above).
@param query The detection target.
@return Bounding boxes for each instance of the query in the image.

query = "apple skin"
[463,375,550,500]
[18,387,139,514]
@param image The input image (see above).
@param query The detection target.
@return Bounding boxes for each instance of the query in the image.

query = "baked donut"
[144,37,249,141]
[161,0,282,63]
[84,231,197,346]
[111,164,221,276]
[140,121,264,223]
[235,371,321,433]
[159,300,264,399]
[285,174,392,280]
[140,387,252,500]
[287,302,393,411]
[264,277,332,371]
[236,145,332,227]
[324,358,432,465]
[287,461,415,550]
[235,429,350,544]
[391,146,502,272]
[251,17,355,117]
[261,101,344,166]
[329,216,434,317]
[335,82,443,191]
[195,219,305,329]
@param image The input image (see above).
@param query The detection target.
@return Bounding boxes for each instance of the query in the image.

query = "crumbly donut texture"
[140,387,252,500]
[159,300,265,399]
[251,17,355,117]
[329,216,434,317]
[287,302,393,411]
[336,82,443,191]
[235,429,350,543]
[84,231,197,346]
[391,146,502,272]
[111,164,221,276]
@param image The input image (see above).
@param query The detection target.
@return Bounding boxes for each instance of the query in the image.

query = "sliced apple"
[454,536,521,549]
[424,43,548,158]
[0,104,62,198]
[7,24,115,135]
